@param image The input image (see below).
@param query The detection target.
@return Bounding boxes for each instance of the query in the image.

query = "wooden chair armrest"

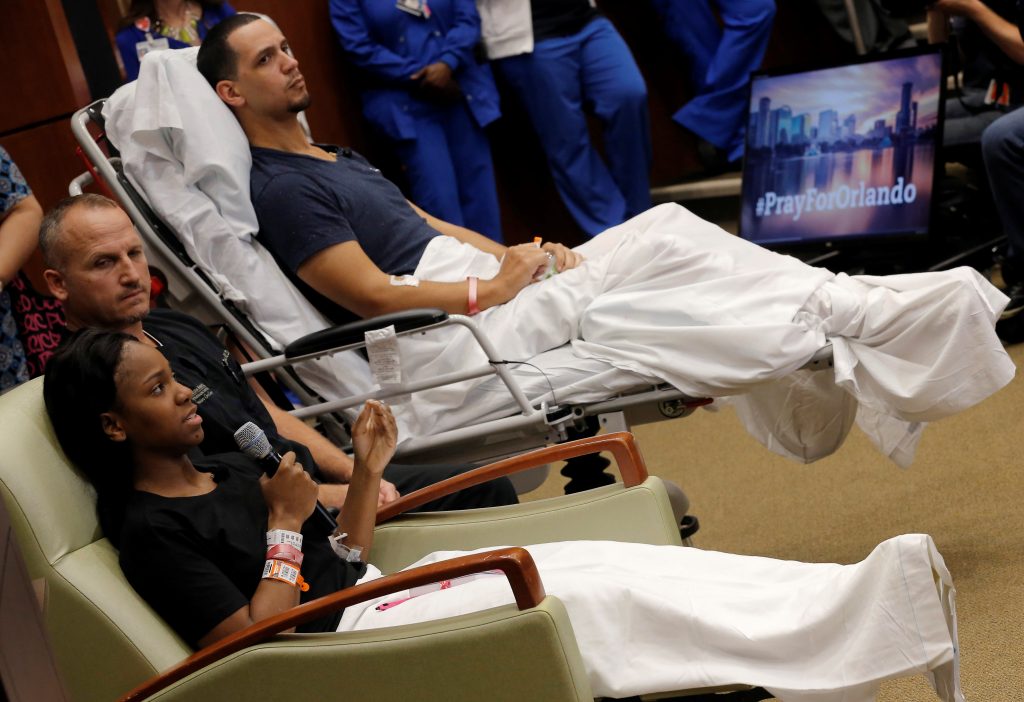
[376,431,649,524]
[120,547,542,702]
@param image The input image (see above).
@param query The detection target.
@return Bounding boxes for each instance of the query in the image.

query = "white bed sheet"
[342,535,963,702]
[404,210,1013,466]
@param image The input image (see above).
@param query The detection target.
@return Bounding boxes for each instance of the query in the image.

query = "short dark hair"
[39,194,121,270]
[197,12,263,88]
[44,329,139,547]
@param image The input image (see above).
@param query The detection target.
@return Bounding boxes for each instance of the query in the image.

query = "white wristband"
[266,529,303,549]
[329,532,364,562]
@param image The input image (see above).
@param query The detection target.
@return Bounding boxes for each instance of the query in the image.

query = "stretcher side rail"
[283,308,450,358]
[249,312,538,420]
[243,309,834,464]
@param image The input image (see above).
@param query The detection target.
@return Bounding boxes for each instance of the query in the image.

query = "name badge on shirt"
[396,0,431,18]
[135,36,171,62]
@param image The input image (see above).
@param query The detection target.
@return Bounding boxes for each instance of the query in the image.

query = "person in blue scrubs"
[330,0,504,242]
[116,0,236,82]
[651,0,776,165]
[492,2,652,237]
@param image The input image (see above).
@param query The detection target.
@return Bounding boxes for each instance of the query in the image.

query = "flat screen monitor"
[739,47,945,249]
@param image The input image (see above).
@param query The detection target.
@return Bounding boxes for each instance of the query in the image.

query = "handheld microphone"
[234,421,339,535]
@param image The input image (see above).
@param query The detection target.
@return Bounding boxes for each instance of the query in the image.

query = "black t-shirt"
[249,146,439,325]
[118,453,366,648]
[143,309,320,478]
[531,0,599,41]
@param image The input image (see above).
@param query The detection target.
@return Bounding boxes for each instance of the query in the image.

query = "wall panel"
[0,0,89,134]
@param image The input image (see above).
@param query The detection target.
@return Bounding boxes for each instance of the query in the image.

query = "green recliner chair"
[0,378,687,702]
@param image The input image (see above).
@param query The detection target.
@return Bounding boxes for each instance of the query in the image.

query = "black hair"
[44,329,139,547]
[196,12,263,88]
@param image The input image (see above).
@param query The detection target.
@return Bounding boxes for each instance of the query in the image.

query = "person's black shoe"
[996,307,1024,344]
[996,281,1024,343]
[999,255,1024,290]
[1000,281,1024,320]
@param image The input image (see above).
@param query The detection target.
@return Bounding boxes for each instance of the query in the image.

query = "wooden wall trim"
[42,0,92,109]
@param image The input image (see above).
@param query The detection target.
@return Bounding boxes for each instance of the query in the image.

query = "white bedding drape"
[404,204,1014,465]
[341,535,963,701]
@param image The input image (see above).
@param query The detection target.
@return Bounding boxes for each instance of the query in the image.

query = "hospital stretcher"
[70,98,834,471]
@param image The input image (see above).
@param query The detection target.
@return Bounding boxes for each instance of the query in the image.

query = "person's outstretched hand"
[351,399,398,476]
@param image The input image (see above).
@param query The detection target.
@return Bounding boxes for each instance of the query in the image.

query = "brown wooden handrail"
[119,547,542,702]
[376,431,650,524]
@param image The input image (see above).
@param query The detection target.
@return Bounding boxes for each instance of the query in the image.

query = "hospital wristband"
[329,532,364,563]
[262,559,309,591]
[266,529,303,549]
[267,543,304,567]
[466,276,480,316]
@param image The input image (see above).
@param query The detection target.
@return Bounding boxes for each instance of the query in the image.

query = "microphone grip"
[264,450,285,477]
[261,451,339,536]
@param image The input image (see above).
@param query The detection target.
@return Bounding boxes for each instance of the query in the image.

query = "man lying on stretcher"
[196,14,1014,465]
[198,13,580,328]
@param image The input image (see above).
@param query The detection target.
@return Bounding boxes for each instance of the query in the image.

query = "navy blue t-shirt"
[250,146,439,323]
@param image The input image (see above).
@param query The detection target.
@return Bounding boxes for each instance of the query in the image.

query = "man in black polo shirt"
[40,193,517,513]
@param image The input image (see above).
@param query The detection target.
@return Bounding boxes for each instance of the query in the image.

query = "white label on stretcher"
[365,325,409,405]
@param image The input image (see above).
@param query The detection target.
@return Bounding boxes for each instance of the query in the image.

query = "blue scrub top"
[115,2,236,81]
[329,0,500,140]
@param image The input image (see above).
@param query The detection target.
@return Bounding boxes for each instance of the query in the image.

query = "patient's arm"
[298,239,549,318]
[406,200,506,258]
[406,201,582,272]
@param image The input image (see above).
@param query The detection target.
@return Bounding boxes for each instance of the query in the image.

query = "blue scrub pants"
[653,0,775,161]
[982,106,1024,280]
[494,17,652,237]
[394,100,503,242]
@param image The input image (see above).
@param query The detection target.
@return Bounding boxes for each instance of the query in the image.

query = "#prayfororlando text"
[754,177,918,222]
